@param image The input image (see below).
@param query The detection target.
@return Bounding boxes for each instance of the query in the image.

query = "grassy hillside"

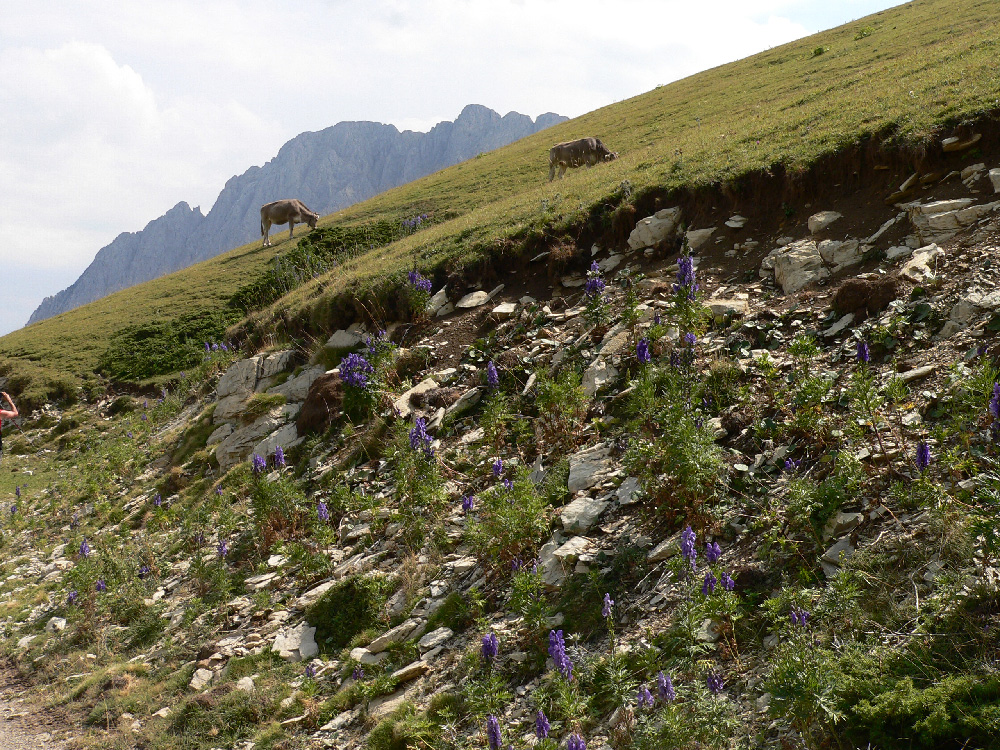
[3,0,1000,404]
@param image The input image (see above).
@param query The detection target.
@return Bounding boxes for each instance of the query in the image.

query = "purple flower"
[720,572,735,591]
[251,453,267,475]
[215,486,223,496]
[153,493,162,507]
[486,715,502,750]
[915,441,931,472]
[790,606,810,626]
[702,570,718,595]
[707,673,724,695]
[317,501,330,522]
[492,458,503,477]
[584,276,606,296]
[602,593,614,619]
[567,733,587,750]
[95,579,106,593]
[535,709,550,739]
[9,504,15,516]
[637,338,651,365]
[79,538,91,558]
[138,565,150,580]
[653,312,662,326]
[857,340,870,364]
[680,526,697,570]
[990,383,1000,419]
[683,331,697,347]
[674,255,698,300]
[407,270,433,293]
[217,539,229,558]
[352,666,365,681]
[637,685,654,708]
[705,541,722,564]
[409,417,434,458]
[67,590,78,606]
[305,663,316,679]
[461,495,475,513]
[783,458,802,473]
[340,352,375,390]
[481,633,499,661]
[14,486,20,499]
[273,445,286,469]
[486,361,499,389]
[657,671,675,702]
[548,629,573,679]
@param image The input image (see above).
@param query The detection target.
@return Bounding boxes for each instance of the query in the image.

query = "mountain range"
[28,104,566,324]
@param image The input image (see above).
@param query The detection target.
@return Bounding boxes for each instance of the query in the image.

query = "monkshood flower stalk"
[481,632,499,662]
[340,353,375,390]
[637,684,655,709]
[707,673,725,695]
[657,671,675,702]
[637,338,651,365]
[674,254,698,300]
[409,417,434,458]
[407,270,433,293]
[548,629,572,679]
[990,383,1000,441]
[535,709,550,739]
[485,714,502,750]
[461,495,475,513]
[486,361,499,389]
[584,261,610,328]
[790,606,810,627]
[317,501,330,522]
[251,453,267,475]
[273,445,285,469]
[915,441,931,472]
[567,733,586,750]
[680,525,697,572]
[705,541,721,563]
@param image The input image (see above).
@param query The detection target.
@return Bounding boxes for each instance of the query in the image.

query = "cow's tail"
[260,217,264,237]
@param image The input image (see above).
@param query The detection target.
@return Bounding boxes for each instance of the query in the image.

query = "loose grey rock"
[560,496,609,533]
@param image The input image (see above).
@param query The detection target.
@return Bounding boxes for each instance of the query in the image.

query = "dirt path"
[0,670,69,750]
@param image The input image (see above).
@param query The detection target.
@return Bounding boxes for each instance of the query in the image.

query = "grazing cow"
[548,137,618,181]
[260,199,319,247]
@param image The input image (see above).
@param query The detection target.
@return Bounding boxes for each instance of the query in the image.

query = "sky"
[0,0,905,337]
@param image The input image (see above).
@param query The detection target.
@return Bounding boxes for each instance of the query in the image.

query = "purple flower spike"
[657,671,675,702]
[720,571,735,591]
[492,458,503,477]
[409,417,434,458]
[857,340,870,364]
[486,361,499,389]
[317,501,330,522]
[305,663,316,679]
[680,526,697,570]
[602,593,614,619]
[96,579,106,593]
[702,570,718,595]
[461,495,475,513]
[535,709,550,739]
[548,629,573,680]
[340,352,375,390]
[486,714,502,750]
[481,633,499,661]
[707,673,725,695]
[567,733,587,750]
[637,338,651,365]
[637,685,654,708]
[674,255,698,300]
[705,541,722,563]
[915,441,931,472]
[67,590,78,606]
[217,539,229,558]
[79,538,91,558]
[251,453,267,475]
[273,445,285,469]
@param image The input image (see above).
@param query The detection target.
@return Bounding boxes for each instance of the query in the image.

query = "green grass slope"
[3,0,999,403]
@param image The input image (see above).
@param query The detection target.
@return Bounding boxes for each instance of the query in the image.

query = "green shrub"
[306,574,395,652]
[467,470,551,571]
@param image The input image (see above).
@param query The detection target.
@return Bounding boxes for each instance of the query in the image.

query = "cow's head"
[604,151,619,162]
[306,212,319,229]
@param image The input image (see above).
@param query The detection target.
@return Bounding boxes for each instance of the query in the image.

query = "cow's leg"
[559,163,567,179]
[262,219,271,247]
[289,221,296,240]
[548,162,556,182]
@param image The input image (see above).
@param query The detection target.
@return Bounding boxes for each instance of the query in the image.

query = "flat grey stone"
[456,291,489,308]
[568,443,612,493]
[560,497,609,533]
[417,627,453,651]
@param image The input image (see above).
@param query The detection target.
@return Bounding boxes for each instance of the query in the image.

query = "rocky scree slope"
[5,140,1000,749]
[28,105,566,326]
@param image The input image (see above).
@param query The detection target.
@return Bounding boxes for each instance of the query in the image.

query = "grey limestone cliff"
[28,104,566,325]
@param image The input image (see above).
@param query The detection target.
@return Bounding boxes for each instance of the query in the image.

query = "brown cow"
[260,199,319,247]
[548,137,618,181]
